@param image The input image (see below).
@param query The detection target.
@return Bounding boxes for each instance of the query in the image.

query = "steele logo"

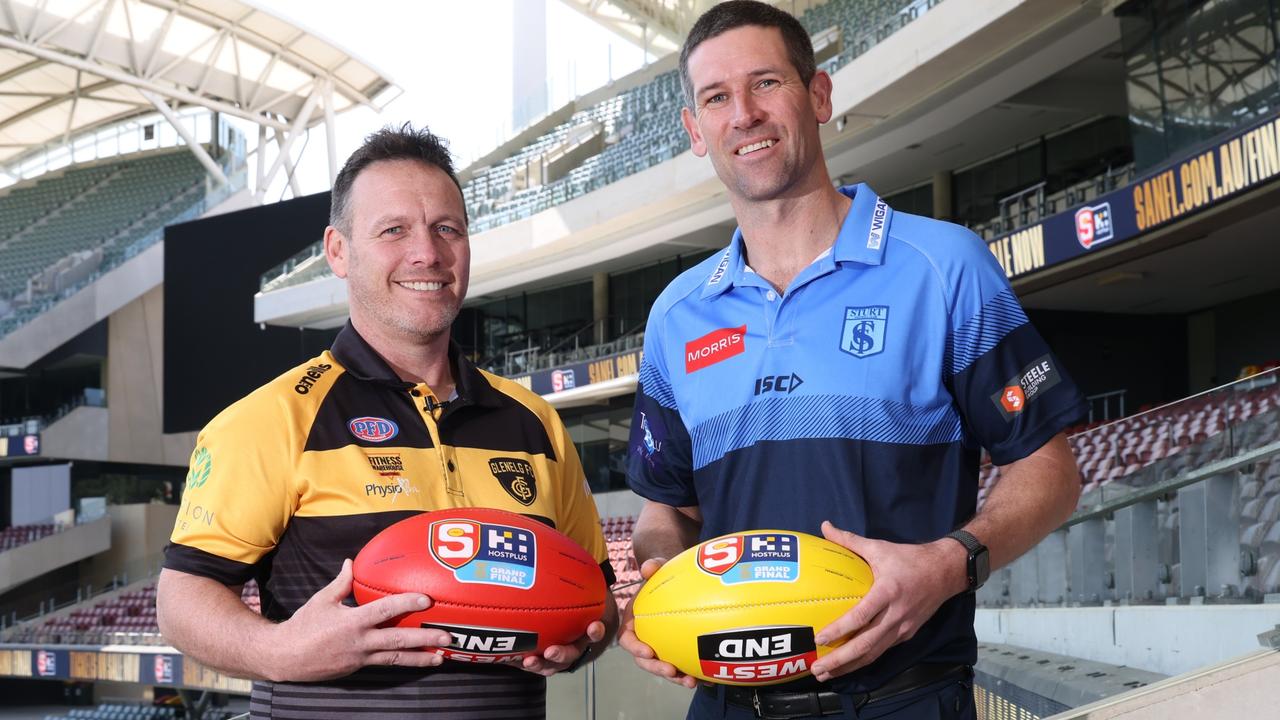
[348,416,398,443]
[422,622,538,663]
[866,199,888,250]
[293,363,333,394]
[489,457,538,506]
[754,373,804,395]
[990,355,1062,420]
[367,454,404,475]
[1075,203,1114,249]
[686,326,747,373]
[697,626,817,683]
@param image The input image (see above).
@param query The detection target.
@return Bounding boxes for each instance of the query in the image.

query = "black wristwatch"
[945,530,989,592]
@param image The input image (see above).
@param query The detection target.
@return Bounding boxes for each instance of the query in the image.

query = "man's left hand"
[518,620,607,676]
[809,520,965,682]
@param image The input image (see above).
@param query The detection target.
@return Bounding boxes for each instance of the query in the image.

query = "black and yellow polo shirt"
[164,321,613,720]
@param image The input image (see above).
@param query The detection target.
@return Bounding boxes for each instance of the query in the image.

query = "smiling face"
[325,158,470,345]
[681,25,833,203]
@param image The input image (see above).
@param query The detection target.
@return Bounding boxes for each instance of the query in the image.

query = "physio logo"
[685,326,747,373]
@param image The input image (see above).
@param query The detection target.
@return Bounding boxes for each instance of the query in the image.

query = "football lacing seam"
[353,579,604,612]
[633,595,864,618]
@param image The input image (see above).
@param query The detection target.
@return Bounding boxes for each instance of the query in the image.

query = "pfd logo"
[421,622,539,663]
[686,326,747,373]
[697,626,818,683]
[1075,203,1114,249]
[698,533,799,584]
[348,416,398,443]
[429,519,537,589]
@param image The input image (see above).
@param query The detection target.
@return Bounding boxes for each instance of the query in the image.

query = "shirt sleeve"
[625,309,697,507]
[164,394,298,585]
[547,411,617,587]
[941,228,1088,466]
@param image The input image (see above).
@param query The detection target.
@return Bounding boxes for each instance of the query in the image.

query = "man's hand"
[809,521,966,682]
[616,558,698,689]
[266,559,456,681]
[518,620,608,676]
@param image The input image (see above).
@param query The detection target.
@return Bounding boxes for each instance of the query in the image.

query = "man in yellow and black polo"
[157,124,618,720]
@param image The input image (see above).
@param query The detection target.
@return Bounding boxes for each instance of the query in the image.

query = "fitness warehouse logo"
[422,622,538,664]
[697,626,817,683]
[367,454,404,476]
[685,326,746,373]
[293,363,333,394]
[991,355,1062,420]
[698,533,799,585]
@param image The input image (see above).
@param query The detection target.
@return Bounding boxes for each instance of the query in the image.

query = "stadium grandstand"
[4,0,1280,718]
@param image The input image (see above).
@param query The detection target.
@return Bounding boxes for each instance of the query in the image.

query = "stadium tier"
[0,150,213,339]
[602,515,641,611]
[7,581,260,647]
[0,523,59,551]
[260,0,939,294]
[43,704,237,720]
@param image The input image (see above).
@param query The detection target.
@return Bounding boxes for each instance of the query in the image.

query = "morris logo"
[685,326,747,373]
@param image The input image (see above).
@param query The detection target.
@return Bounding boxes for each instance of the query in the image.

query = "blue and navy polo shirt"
[626,184,1086,692]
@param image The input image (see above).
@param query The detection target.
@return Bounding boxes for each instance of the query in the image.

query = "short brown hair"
[678,0,817,108]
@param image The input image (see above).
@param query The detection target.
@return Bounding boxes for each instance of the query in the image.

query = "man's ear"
[324,225,349,279]
[810,70,835,124]
[682,106,708,158]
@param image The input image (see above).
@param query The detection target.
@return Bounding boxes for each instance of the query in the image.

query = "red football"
[352,507,607,663]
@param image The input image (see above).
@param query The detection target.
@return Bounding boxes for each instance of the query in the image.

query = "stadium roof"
[0,0,397,185]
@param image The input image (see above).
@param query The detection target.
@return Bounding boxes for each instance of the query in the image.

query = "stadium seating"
[43,704,238,720]
[602,515,641,611]
[8,581,260,646]
[0,523,59,551]
[0,150,211,338]
[261,0,938,293]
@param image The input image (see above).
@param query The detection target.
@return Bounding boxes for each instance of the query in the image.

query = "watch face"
[974,549,990,588]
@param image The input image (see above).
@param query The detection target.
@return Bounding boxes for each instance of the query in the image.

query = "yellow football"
[632,530,873,686]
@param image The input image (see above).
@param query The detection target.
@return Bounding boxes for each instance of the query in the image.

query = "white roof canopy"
[0,0,397,185]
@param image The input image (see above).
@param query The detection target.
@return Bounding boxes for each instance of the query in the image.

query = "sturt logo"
[840,306,889,358]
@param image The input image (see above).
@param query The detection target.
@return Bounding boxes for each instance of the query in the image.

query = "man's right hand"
[616,557,698,689]
[265,558,455,681]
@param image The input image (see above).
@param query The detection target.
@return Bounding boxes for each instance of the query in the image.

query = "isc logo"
[421,622,538,663]
[697,626,817,683]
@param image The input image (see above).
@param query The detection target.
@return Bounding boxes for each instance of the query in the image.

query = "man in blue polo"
[617,2,1086,719]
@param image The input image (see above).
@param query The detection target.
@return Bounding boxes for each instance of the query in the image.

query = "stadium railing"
[977,367,1280,607]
